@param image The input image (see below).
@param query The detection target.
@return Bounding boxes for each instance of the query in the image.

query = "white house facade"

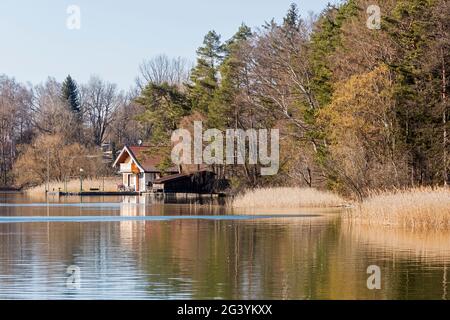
[112,145,179,192]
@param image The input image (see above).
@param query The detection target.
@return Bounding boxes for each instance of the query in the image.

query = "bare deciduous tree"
[0,75,33,185]
[241,21,317,137]
[110,92,152,147]
[81,76,123,146]
[32,77,79,142]
[13,133,102,188]
[135,54,192,90]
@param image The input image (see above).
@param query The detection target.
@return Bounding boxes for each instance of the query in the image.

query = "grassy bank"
[26,177,122,194]
[348,188,450,230]
[231,187,347,208]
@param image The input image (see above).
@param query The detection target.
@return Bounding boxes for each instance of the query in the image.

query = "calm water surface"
[0,193,448,300]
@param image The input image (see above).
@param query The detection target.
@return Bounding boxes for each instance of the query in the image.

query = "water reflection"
[0,193,448,299]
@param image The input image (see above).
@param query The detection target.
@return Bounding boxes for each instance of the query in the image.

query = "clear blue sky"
[0,0,336,90]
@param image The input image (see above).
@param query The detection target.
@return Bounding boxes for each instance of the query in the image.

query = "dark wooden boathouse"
[152,170,218,194]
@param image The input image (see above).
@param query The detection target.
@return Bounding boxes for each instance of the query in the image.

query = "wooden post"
[46,149,50,194]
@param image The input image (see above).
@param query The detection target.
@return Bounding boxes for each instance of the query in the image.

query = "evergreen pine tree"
[387,0,445,184]
[61,75,81,115]
[208,24,252,128]
[224,23,252,54]
[135,83,191,144]
[189,30,224,114]
[309,1,358,107]
[283,3,300,29]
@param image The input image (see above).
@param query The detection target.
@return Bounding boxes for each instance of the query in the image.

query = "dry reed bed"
[26,178,122,194]
[231,187,347,208]
[348,187,450,230]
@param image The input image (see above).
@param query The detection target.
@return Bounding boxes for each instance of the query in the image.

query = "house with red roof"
[112,145,179,192]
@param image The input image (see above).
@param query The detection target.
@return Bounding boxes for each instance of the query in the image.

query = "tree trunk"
[441,45,448,186]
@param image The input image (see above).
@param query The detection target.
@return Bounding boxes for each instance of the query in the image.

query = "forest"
[1,0,448,199]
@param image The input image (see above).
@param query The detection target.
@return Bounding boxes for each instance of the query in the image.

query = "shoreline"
[13,184,450,230]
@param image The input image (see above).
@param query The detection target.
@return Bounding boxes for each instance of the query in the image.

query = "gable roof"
[153,169,214,184]
[153,172,191,184]
[113,145,179,173]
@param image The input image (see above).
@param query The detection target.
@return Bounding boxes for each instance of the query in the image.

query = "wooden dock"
[47,191,226,198]
[47,191,139,197]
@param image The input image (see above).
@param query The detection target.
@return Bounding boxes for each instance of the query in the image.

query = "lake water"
[0,193,448,300]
